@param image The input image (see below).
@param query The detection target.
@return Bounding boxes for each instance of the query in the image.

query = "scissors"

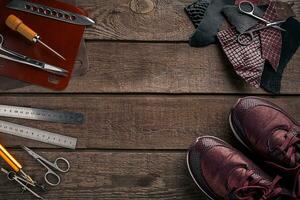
[22,146,70,186]
[237,1,286,45]
[0,34,68,77]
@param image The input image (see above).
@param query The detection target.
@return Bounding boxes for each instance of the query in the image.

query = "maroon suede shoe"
[230,96,300,198]
[187,136,293,200]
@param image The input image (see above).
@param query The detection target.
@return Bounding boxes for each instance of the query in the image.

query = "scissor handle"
[53,157,70,173]
[239,1,255,15]
[0,34,4,46]
[44,170,61,186]
[237,32,254,46]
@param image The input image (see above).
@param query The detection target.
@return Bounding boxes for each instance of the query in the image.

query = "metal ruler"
[0,105,84,124]
[0,120,77,149]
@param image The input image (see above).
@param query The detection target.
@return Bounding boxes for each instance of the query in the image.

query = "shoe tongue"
[270,130,288,148]
[269,130,300,165]
[227,167,271,190]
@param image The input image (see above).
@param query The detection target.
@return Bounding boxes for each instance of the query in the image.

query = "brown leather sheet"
[0,0,88,90]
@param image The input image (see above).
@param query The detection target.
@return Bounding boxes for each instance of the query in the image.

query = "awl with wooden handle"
[6,14,66,60]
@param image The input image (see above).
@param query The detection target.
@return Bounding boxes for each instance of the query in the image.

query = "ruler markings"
[0,120,77,149]
[0,105,84,124]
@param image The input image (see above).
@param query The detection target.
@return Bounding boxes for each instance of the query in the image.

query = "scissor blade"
[21,146,40,159]
[0,49,68,77]
[44,63,68,77]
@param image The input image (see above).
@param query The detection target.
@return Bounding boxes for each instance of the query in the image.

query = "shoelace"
[267,130,300,197]
[232,170,282,200]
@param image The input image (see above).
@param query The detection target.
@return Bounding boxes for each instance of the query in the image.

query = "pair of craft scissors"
[0,34,68,76]
[22,146,70,186]
[237,1,286,46]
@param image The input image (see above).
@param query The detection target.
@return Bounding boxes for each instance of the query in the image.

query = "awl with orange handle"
[0,144,34,184]
[6,14,66,60]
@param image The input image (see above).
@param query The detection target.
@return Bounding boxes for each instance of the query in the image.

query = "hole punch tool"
[237,1,286,46]
[6,15,66,60]
[7,0,95,26]
[22,146,70,187]
[0,34,68,76]
[0,167,45,199]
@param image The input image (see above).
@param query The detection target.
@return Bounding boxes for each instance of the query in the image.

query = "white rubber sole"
[186,136,225,200]
[228,113,252,151]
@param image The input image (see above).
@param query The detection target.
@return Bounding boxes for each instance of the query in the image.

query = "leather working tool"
[22,146,70,186]
[0,34,68,76]
[0,105,80,149]
[0,144,46,197]
[237,1,286,46]
[238,1,285,31]
[0,120,77,149]
[7,0,95,26]
[0,167,45,199]
[6,15,65,60]
[0,144,33,183]
[0,0,87,90]
[237,20,286,46]
[0,104,85,124]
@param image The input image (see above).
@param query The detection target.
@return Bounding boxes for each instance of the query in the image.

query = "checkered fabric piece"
[260,1,282,70]
[217,27,265,87]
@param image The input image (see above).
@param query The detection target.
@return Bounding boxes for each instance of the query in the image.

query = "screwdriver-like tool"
[5,14,66,60]
[0,144,34,184]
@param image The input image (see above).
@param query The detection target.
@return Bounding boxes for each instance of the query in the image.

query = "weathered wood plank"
[0,95,299,149]
[78,0,300,41]
[0,151,206,200]
[5,42,300,94]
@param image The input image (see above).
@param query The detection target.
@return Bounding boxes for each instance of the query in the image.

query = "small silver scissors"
[0,34,68,77]
[237,20,286,46]
[237,1,286,45]
[22,146,70,186]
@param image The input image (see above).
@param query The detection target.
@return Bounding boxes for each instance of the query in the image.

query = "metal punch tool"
[0,34,68,77]
[22,146,70,186]
[0,167,45,199]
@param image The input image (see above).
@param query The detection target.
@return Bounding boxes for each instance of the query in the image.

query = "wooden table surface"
[1,0,300,199]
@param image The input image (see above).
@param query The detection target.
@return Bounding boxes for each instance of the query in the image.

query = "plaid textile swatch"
[260,1,282,70]
[217,27,265,87]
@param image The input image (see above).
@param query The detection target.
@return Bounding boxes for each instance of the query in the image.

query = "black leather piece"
[261,17,300,93]
[222,5,267,33]
[185,0,211,28]
[189,0,234,47]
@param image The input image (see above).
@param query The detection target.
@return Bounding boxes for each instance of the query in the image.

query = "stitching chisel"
[6,15,65,60]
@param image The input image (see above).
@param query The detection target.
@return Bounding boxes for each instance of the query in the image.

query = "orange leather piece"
[0,0,86,90]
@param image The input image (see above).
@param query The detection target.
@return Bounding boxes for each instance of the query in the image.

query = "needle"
[5,14,66,60]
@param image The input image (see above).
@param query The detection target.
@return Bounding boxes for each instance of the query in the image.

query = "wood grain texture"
[0,95,299,149]
[78,0,300,41]
[0,151,206,200]
[5,42,300,94]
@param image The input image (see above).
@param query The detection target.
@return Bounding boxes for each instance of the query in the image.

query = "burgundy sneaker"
[187,136,293,200]
[230,96,300,197]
